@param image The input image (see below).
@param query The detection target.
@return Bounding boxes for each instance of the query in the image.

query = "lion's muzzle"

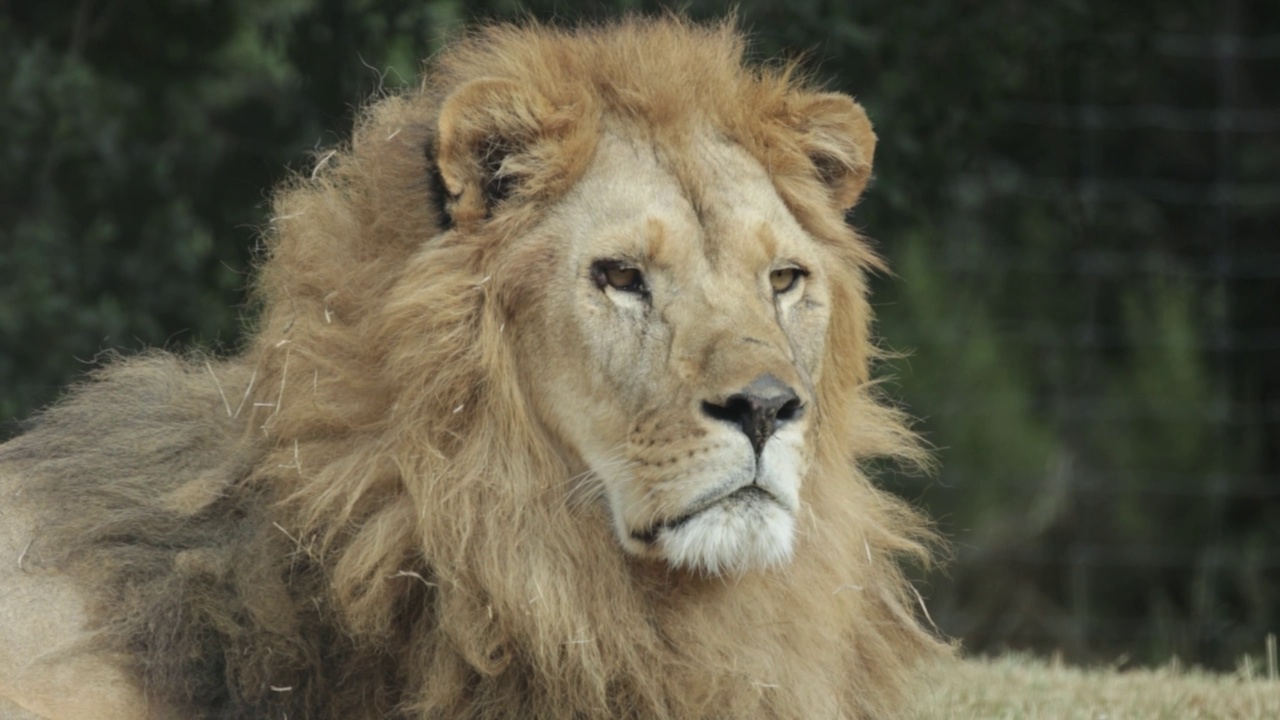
[616,381,808,576]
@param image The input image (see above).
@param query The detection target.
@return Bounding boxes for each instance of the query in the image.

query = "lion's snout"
[605,373,810,575]
[700,373,804,455]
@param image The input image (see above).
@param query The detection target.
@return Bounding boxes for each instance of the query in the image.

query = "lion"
[0,16,946,720]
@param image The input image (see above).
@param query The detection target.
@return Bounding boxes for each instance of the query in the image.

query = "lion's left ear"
[788,93,877,210]
[436,77,556,225]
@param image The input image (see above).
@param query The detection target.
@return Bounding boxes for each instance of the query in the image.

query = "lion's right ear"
[435,78,556,226]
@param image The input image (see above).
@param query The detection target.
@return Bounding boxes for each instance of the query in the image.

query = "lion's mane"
[5,17,944,719]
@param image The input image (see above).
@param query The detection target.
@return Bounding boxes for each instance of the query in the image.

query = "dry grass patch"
[915,654,1280,720]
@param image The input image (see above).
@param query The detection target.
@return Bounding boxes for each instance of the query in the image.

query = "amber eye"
[591,260,647,294]
[770,267,805,294]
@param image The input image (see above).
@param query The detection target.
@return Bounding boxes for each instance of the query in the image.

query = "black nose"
[701,374,804,455]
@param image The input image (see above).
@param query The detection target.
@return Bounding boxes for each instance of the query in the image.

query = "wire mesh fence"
[877,4,1280,669]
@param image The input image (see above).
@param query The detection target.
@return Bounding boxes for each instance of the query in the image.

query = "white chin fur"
[657,501,795,576]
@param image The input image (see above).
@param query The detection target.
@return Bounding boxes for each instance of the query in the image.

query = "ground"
[915,654,1280,720]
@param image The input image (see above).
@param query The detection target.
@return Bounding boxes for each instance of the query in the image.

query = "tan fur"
[0,17,946,719]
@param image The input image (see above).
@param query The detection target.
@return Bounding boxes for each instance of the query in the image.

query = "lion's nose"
[701,374,804,455]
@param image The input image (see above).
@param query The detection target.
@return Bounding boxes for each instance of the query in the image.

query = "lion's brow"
[643,217,675,266]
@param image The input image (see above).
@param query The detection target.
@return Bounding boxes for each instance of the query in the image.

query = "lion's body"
[0,18,945,720]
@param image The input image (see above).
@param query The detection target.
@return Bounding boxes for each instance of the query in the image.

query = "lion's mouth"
[630,484,778,545]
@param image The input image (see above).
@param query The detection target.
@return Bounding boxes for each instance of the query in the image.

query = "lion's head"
[4,16,941,719]
[406,23,887,579]
[506,126,845,574]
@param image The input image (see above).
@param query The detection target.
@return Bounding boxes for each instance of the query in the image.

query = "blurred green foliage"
[1,0,1276,668]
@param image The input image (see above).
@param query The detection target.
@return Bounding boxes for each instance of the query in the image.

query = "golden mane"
[5,16,944,719]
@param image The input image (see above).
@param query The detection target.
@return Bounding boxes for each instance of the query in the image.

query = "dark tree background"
[2,0,1277,669]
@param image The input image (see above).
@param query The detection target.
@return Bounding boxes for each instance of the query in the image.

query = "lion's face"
[516,127,833,575]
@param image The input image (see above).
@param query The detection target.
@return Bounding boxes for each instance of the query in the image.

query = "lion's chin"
[651,499,796,576]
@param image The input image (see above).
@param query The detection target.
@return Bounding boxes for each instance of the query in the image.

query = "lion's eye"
[769,267,806,294]
[591,260,647,294]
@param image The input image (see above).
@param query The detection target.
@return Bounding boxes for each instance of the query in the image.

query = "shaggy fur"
[2,17,946,719]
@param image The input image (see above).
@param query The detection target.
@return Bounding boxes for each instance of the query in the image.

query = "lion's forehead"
[564,127,814,274]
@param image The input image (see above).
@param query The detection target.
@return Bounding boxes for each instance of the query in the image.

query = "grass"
[914,654,1280,720]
